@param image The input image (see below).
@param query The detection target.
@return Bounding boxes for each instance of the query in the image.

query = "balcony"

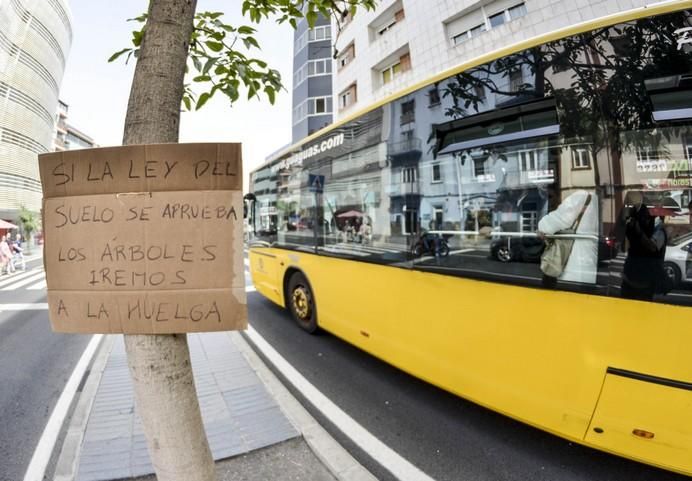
[389,181,420,197]
[388,138,422,166]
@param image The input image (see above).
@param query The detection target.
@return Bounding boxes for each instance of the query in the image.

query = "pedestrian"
[0,234,15,275]
[11,233,25,270]
[537,189,598,285]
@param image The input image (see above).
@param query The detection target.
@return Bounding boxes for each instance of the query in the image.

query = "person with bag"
[537,189,598,286]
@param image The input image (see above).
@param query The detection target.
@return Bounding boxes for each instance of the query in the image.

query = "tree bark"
[121,1,215,480]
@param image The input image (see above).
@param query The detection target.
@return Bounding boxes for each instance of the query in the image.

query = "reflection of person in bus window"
[620,193,666,301]
[537,190,598,284]
[359,217,372,244]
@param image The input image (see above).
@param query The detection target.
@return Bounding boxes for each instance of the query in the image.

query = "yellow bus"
[246,3,692,475]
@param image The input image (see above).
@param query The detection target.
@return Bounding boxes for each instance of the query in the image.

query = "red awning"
[0,219,18,229]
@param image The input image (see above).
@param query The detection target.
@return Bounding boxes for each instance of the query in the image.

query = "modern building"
[291,12,335,142]
[331,0,654,119]
[0,0,72,222]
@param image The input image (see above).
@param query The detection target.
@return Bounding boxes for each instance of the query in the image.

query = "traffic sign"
[308,174,325,193]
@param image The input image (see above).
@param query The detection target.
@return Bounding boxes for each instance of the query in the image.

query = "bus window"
[410,52,611,293]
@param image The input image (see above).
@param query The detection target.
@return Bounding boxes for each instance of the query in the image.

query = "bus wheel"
[287,272,318,333]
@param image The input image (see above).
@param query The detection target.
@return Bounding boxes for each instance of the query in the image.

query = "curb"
[53,336,114,481]
[230,331,377,481]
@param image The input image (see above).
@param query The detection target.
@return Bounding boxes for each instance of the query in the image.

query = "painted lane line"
[27,279,47,290]
[0,268,43,288]
[2,272,47,290]
[245,285,256,292]
[0,303,49,311]
[245,326,435,481]
[23,334,104,481]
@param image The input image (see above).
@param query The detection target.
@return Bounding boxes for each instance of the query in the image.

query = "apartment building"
[332,0,655,119]
[54,100,97,151]
[292,12,335,142]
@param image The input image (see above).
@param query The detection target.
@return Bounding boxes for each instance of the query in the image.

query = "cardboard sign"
[38,144,247,334]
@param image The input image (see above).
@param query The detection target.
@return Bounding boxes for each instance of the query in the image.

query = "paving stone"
[76,333,300,481]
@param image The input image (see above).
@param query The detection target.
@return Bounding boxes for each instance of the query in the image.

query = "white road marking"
[245,326,435,481]
[0,268,43,288]
[23,334,104,481]
[27,279,47,290]
[0,303,49,311]
[2,272,46,290]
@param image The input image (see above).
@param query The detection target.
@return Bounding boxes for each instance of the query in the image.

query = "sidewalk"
[54,331,376,481]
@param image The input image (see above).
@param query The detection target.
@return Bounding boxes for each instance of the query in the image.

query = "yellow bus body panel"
[249,247,692,475]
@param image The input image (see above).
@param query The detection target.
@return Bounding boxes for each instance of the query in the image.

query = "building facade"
[332,0,654,119]
[292,12,334,142]
[54,100,97,151]
[0,0,72,221]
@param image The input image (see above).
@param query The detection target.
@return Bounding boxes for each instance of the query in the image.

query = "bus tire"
[287,271,318,334]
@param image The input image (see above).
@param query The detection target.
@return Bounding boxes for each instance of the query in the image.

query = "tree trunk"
[121,1,215,480]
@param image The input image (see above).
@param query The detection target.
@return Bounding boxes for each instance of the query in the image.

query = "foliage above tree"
[110,0,377,111]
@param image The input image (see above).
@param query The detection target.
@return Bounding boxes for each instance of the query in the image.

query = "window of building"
[433,206,444,228]
[382,62,401,84]
[307,59,332,76]
[293,96,333,124]
[308,25,332,41]
[473,157,487,177]
[428,88,440,106]
[519,150,538,171]
[400,100,415,124]
[378,19,397,35]
[449,3,526,46]
[403,166,417,183]
[432,163,442,183]
[508,3,528,20]
[474,84,486,100]
[510,70,523,92]
[571,146,592,169]
[339,83,357,110]
[338,43,355,70]
[521,211,538,233]
[294,32,308,53]
[489,11,505,28]
[377,9,405,36]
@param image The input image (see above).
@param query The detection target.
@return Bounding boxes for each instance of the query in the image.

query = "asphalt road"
[0,257,91,481]
[246,290,688,481]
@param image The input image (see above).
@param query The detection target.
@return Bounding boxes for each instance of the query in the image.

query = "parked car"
[663,233,692,287]
[490,236,544,263]
[490,235,619,263]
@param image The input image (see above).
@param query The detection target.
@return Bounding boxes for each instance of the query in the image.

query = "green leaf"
[132,30,143,47]
[205,41,224,52]
[182,96,191,111]
[238,26,256,35]
[243,36,260,50]
[306,11,318,28]
[193,75,211,82]
[196,92,211,110]
[264,86,275,104]
[202,56,217,74]
[192,55,202,72]
[127,13,148,23]
[108,48,131,63]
